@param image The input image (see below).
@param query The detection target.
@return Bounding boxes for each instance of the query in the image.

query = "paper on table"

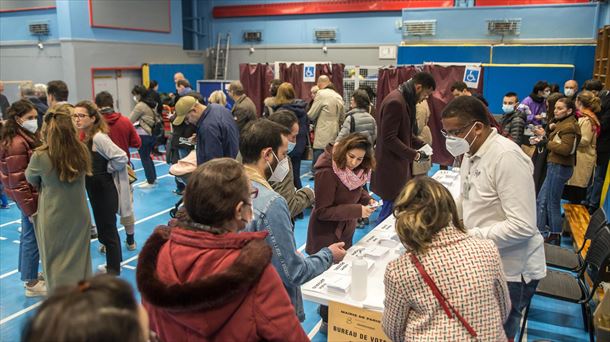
[329,260,375,276]
[418,143,433,155]
[326,274,351,293]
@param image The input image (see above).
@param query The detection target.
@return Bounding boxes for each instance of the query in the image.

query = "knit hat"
[174,96,197,125]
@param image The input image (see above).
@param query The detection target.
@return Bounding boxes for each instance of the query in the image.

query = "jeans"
[0,183,8,206]
[17,207,40,282]
[174,147,190,191]
[585,154,609,209]
[311,148,324,172]
[376,200,394,225]
[504,279,539,339]
[537,163,573,234]
[139,135,157,184]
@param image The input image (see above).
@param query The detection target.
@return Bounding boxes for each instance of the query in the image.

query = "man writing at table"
[441,96,546,341]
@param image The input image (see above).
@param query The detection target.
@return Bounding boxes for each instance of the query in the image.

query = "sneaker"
[37,272,45,281]
[126,241,137,251]
[139,182,156,189]
[172,189,184,196]
[99,244,106,254]
[25,280,47,297]
[97,264,108,273]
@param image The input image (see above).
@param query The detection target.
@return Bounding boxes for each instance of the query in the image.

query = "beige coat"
[307,88,344,149]
[413,101,432,175]
[567,115,597,188]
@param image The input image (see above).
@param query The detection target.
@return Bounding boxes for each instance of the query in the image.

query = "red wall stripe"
[213,0,453,18]
[476,0,589,6]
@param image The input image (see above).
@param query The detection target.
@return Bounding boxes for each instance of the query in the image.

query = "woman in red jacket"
[136,158,308,342]
[0,99,45,297]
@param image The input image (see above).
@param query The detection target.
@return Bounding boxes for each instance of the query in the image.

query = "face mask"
[287,141,296,154]
[445,123,477,157]
[564,88,575,97]
[20,119,38,134]
[267,151,290,183]
[502,104,514,114]
[133,96,138,103]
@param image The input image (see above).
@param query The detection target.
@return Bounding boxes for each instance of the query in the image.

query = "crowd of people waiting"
[0,70,607,341]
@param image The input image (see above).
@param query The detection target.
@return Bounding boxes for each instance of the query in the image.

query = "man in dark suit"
[371,72,436,224]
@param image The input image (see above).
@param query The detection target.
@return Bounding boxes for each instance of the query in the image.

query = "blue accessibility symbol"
[305,66,315,78]
[465,69,479,83]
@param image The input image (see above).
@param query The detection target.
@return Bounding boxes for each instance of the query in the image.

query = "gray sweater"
[335,108,377,144]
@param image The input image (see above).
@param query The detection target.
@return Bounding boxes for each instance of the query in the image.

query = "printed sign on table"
[463,65,481,89]
[328,301,390,342]
[304,63,316,82]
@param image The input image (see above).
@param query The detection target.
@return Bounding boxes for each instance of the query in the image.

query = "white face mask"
[564,88,575,97]
[502,104,514,114]
[20,119,38,134]
[267,151,290,183]
[445,123,477,157]
[133,96,138,103]
[287,141,296,154]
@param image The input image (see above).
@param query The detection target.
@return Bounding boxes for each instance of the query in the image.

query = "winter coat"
[307,88,345,149]
[306,145,371,255]
[335,108,377,144]
[102,111,141,159]
[371,82,425,202]
[232,95,258,132]
[274,100,309,159]
[195,103,240,165]
[382,227,510,342]
[546,114,580,166]
[137,226,308,342]
[269,156,314,219]
[0,128,39,216]
[567,111,598,188]
[500,109,527,145]
[129,101,157,135]
[412,101,432,176]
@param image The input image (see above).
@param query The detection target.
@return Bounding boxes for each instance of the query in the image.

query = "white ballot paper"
[418,143,433,155]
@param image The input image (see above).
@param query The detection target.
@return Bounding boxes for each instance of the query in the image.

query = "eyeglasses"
[72,113,89,120]
[441,121,476,138]
[250,188,259,199]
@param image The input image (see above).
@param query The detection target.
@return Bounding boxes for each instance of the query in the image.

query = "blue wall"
[0,8,58,42]
[402,3,599,42]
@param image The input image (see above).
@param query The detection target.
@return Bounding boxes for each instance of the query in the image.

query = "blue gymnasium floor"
[0,156,591,341]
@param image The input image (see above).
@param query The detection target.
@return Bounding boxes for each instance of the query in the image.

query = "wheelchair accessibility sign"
[463,65,481,88]
[304,63,316,82]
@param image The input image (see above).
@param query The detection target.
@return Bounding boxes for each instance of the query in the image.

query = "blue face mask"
[502,104,515,114]
[287,141,296,154]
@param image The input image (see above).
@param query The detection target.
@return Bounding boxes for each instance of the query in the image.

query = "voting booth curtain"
[239,63,274,117]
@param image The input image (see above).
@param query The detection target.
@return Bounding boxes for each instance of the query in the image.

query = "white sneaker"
[97,264,108,273]
[25,280,47,297]
[139,182,156,189]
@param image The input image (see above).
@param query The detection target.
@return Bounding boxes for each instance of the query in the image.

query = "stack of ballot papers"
[326,274,351,294]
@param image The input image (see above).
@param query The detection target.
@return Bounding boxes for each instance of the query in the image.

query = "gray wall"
[220,44,391,80]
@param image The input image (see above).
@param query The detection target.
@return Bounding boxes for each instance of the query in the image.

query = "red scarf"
[576,109,601,136]
[331,160,370,191]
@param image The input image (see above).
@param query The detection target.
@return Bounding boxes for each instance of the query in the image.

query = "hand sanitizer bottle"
[351,256,368,301]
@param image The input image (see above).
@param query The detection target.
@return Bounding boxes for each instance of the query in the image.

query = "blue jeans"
[0,183,8,206]
[585,155,608,209]
[174,148,190,191]
[537,163,573,234]
[17,207,40,282]
[139,135,157,184]
[376,200,394,225]
[504,279,539,339]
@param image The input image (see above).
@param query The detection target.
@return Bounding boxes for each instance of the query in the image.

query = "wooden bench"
[562,203,605,301]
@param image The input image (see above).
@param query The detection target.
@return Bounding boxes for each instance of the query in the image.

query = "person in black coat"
[273,82,308,189]
[20,82,48,128]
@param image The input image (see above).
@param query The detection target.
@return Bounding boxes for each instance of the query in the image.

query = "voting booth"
[302,170,461,341]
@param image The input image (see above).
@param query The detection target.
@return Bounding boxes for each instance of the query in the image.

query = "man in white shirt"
[441,96,546,341]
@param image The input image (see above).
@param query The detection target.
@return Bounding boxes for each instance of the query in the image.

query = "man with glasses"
[372,72,435,224]
[240,119,346,322]
[441,96,546,341]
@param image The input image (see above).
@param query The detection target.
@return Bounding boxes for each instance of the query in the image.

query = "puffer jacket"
[335,108,377,144]
[500,109,527,145]
[0,128,39,216]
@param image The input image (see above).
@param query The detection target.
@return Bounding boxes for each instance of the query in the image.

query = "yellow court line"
[482,63,574,68]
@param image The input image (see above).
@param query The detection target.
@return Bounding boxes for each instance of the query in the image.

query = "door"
[92,68,142,115]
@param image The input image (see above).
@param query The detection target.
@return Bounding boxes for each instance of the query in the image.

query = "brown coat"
[306,146,371,255]
[371,87,425,201]
[546,114,580,166]
[568,112,598,187]
[0,129,39,216]
[232,95,257,132]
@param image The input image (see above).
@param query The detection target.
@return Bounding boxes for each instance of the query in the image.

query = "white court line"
[0,270,17,279]
[91,207,173,243]
[122,265,136,270]
[132,174,172,187]
[0,302,42,325]
[12,240,19,244]
[307,319,323,340]
[297,243,306,253]
[0,237,6,240]
[0,219,20,228]
[300,171,313,179]
[121,254,139,266]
